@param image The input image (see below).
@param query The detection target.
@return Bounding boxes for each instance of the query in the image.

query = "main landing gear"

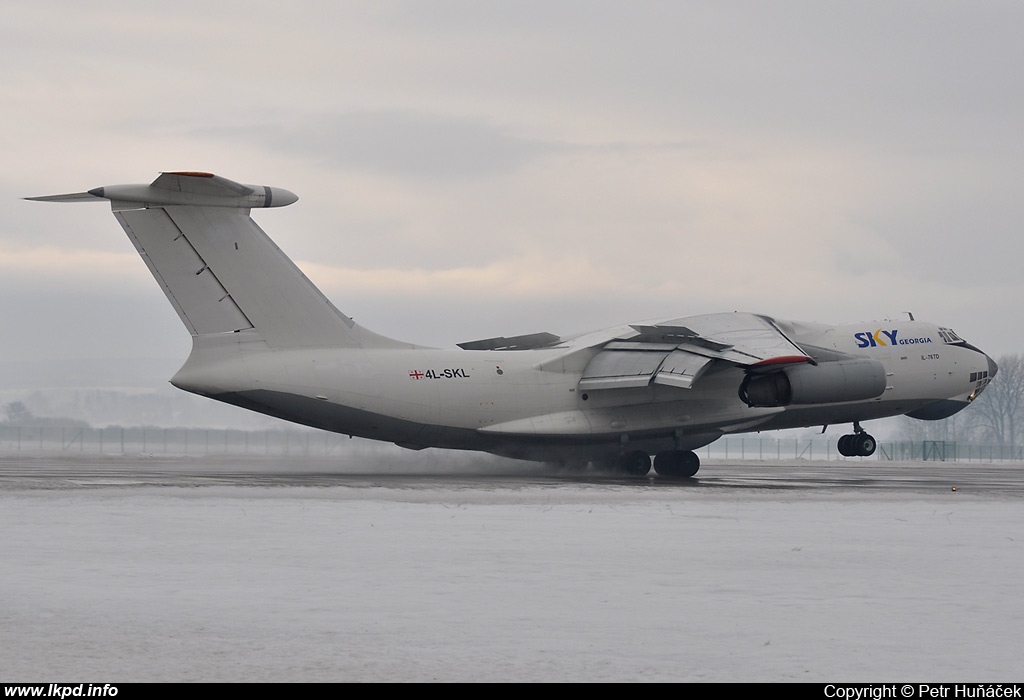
[617,450,701,477]
[620,450,652,476]
[837,422,876,457]
[654,450,701,477]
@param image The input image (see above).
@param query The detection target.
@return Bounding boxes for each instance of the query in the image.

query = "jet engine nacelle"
[739,358,887,407]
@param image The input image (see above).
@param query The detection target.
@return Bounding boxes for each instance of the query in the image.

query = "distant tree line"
[2,401,89,429]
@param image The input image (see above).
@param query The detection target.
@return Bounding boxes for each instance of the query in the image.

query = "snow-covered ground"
[1,456,1021,682]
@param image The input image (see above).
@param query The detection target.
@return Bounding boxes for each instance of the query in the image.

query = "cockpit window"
[938,327,964,344]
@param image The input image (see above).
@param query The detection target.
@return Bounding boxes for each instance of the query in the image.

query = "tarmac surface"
[2,453,1021,682]
[2,452,1022,492]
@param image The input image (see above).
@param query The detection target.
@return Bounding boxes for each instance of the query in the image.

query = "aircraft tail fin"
[30,172,410,350]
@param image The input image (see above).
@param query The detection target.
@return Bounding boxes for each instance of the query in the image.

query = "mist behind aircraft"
[2,3,1021,389]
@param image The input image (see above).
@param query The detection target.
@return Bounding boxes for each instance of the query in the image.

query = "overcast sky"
[3,1,1022,387]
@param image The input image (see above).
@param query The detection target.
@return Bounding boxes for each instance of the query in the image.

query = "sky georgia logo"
[854,329,934,348]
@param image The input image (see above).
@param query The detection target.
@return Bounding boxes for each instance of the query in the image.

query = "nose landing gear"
[837,422,876,457]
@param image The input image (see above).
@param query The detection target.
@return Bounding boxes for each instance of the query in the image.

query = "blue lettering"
[881,329,898,345]
[854,332,870,348]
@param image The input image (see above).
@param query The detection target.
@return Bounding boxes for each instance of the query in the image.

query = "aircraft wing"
[578,312,812,391]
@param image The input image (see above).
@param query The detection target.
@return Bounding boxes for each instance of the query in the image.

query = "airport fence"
[702,437,1023,462]
[0,426,357,458]
[0,425,1022,462]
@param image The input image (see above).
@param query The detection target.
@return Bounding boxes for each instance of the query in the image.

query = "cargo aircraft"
[29,172,997,476]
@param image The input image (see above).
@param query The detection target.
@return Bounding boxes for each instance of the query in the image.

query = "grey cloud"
[201,112,555,180]
[377,3,1024,157]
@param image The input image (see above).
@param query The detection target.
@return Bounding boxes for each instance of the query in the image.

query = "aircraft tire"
[621,450,652,476]
[838,433,876,457]
[854,433,876,457]
[837,434,853,457]
[654,450,700,477]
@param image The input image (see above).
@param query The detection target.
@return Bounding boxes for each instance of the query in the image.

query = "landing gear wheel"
[838,434,853,457]
[654,450,700,477]
[837,432,876,457]
[853,433,876,457]
[621,450,652,476]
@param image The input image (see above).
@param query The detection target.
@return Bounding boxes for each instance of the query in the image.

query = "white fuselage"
[170,316,993,463]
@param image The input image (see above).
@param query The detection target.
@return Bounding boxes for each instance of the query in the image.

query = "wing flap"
[576,312,811,393]
[653,350,713,389]
[579,349,670,390]
[629,313,811,365]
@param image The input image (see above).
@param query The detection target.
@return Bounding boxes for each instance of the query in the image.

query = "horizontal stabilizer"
[25,191,103,203]
[28,171,297,209]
